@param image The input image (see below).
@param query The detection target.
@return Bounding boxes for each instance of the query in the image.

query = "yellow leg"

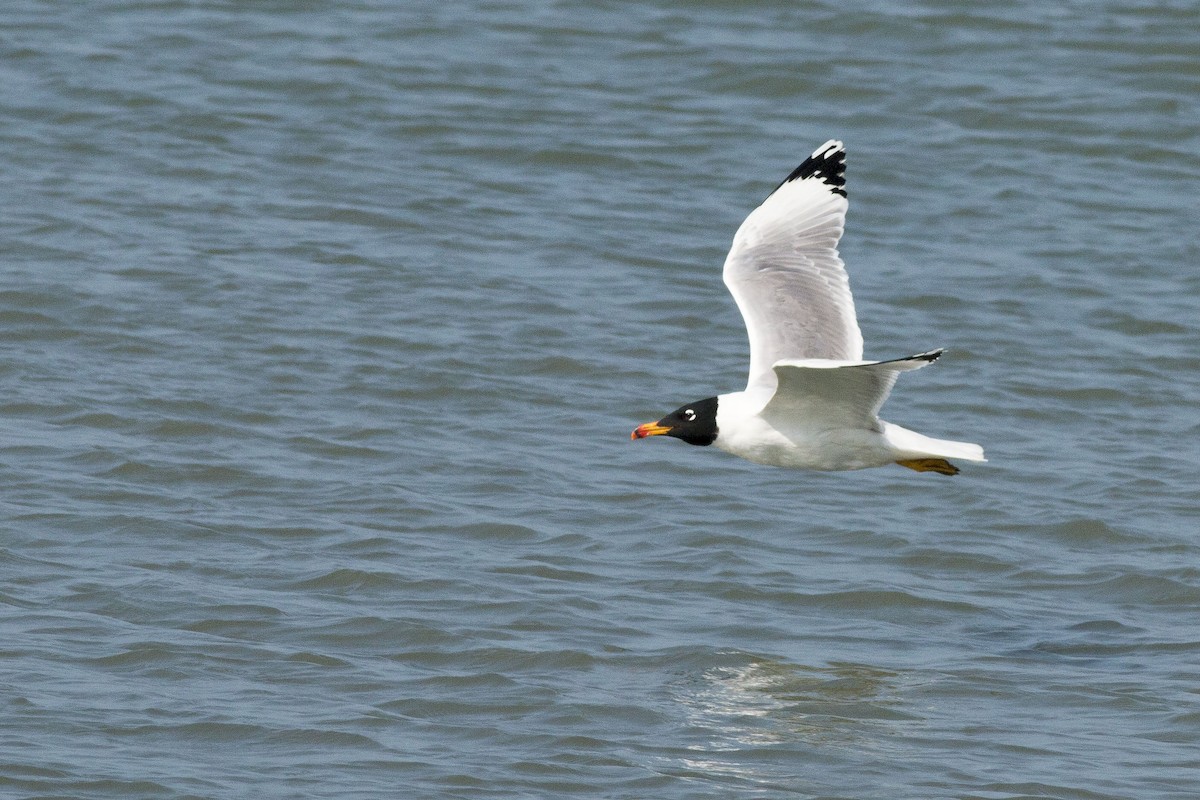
[895,458,960,476]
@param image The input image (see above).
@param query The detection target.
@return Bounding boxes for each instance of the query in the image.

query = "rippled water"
[3,1,1199,798]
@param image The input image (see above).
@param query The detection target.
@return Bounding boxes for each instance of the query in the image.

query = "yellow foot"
[896,458,960,476]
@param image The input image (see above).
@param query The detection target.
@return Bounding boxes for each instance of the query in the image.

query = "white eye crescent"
[683,409,696,422]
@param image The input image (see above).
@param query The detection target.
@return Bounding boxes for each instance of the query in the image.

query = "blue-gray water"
[4,2,1199,798]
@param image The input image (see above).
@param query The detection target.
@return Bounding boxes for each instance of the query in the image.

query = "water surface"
[3,1,1199,798]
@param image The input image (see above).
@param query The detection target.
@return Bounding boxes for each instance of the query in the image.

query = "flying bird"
[631,140,985,475]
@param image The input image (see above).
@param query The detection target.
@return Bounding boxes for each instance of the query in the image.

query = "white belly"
[714,414,893,471]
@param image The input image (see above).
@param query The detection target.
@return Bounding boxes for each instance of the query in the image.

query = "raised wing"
[722,140,863,393]
[761,350,943,431]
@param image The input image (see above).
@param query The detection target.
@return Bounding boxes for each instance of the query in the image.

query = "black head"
[631,397,718,446]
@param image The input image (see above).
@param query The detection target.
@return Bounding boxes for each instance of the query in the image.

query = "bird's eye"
[683,409,696,422]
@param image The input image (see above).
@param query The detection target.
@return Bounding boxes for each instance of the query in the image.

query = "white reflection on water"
[669,655,921,787]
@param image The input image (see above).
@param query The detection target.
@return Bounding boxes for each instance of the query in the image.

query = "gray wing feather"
[761,350,943,430]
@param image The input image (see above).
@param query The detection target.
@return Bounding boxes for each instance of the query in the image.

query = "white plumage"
[633,140,985,475]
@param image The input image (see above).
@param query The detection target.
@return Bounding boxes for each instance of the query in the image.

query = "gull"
[631,140,985,475]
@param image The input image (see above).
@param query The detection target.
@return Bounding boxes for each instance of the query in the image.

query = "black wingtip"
[912,348,944,363]
[773,140,847,197]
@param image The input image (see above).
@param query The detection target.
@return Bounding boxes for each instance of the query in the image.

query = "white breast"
[714,390,894,471]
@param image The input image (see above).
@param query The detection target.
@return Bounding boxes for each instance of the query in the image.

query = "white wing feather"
[761,351,943,431]
[722,140,863,393]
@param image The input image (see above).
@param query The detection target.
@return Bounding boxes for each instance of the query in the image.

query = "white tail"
[882,422,987,463]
